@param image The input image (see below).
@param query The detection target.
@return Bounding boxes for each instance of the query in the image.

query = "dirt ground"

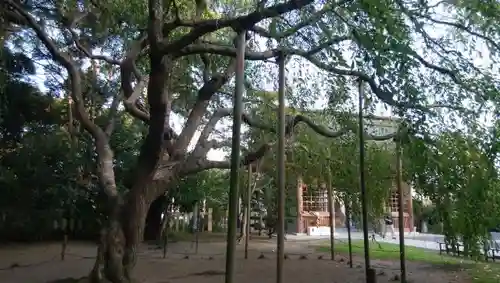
[0,238,469,283]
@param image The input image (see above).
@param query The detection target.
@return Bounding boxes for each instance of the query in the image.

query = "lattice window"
[303,190,328,212]
[389,192,407,213]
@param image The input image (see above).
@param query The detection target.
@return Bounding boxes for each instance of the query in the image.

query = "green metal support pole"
[358,80,376,283]
[396,133,407,283]
[345,197,353,268]
[225,31,246,283]
[276,52,286,283]
[245,164,252,259]
[195,202,200,254]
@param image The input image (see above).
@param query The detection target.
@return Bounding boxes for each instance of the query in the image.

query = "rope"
[0,244,63,271]
[0,255,59,271]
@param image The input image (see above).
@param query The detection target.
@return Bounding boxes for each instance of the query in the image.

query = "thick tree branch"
[148,0,164,51]
[249,0,352,40]
[160,0,315,53]
[123,75,150,122]
[2,9,26,26]
[122,55,178,157]
[104,91,121,136]
[6,1,103,138]
[51,6,122,65]
[250,6,332,40]
[180,142,271,175]
[174,109,398,176]
[171,34,245,157]
[120,34,151,123]
[180,40,469,111]
[172,62,237,154]
[54,8,129,136]
[188,107,274,160]
[178,35,351,59]
[190,108,233,158]
[129,0,182,192]
[71,21,152,126]
[68,29,121,65]
[200,54,211,83]
[187,130,397,174]
[6,0,120,198]
[132,55,172,190]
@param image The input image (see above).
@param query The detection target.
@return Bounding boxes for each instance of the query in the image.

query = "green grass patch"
[316,239,461,264]
[315,240,500,283]
[470,263,500,283]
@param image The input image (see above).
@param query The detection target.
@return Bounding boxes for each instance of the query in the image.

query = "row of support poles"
[228,31,406,283]
[226,33,288,283]
[276,51,287,283]
[225,31,246,283]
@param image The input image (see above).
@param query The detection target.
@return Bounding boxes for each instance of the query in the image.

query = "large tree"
[3,0,500,282]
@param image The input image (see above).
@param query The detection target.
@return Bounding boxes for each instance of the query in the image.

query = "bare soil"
[0,238,470,283]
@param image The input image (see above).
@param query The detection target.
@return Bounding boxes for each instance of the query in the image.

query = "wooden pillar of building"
[405,183,414,232]
[207,208,213,232]
[332,189,336,232]
[296,177,303,233]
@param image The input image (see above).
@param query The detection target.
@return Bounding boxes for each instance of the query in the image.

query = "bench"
[484,241,500,261]
[439,241,500,261]
[438,242,464,256]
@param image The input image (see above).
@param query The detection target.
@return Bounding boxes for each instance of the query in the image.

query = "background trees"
[403,128,500,257]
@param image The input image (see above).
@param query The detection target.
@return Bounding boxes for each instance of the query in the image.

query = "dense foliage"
[404,129,500,256]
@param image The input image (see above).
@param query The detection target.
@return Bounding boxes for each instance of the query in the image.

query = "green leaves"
[403,130,500,256]
[171,169,230,212]
[248,109,396,220]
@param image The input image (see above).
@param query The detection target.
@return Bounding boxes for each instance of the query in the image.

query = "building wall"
[387,182,414,232]
[295,180,414,233]
[295,178,347,234]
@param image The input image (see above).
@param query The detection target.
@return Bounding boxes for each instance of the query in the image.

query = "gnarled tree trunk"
[89,180,166,283]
